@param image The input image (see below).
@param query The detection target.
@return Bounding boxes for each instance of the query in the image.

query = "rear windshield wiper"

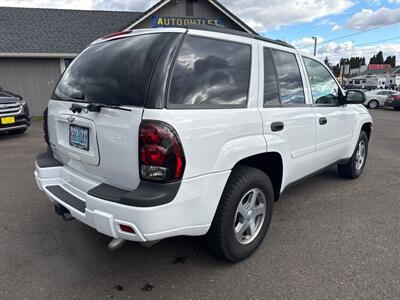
[88,103,132,112]
[70,102,131,113]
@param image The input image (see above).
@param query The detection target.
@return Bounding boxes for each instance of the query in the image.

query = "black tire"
[394,107,400,111]
[205,166,274,262]
[338,131,369,179]
[367,100,379,109]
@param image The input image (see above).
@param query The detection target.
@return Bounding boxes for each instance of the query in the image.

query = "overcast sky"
[1,0,400,64]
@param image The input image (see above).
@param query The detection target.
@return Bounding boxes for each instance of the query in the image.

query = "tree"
[389,55,396,68]
[369,55,376,64]
[383,55,396,67]
[376,51,384,64]
[384,55,391,65]
[370,51,384,64]
[324,56,329,67]
[332,63,340,77]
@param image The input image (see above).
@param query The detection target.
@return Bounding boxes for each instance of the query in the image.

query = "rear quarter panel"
[142,108,265,179]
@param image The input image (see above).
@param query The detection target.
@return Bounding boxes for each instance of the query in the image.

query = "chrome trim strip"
[0,124,27,132]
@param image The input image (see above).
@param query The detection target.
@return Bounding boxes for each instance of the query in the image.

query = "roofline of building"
[124,0,172,30]
[0,6,140,14]
[207,0,257,34]
[123,0,257,34]
[0,52,78,58]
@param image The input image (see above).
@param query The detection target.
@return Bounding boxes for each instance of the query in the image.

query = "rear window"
[168,36,251,108]
[52,33,171,106]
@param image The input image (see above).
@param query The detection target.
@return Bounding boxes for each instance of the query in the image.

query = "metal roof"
[0,7,141,55]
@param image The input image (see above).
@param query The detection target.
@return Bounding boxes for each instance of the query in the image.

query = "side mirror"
[345,90,365,104]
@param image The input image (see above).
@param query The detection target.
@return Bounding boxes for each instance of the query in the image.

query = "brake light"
[101,30,132,40]
[139,121,185,182]
[393,95,400,100]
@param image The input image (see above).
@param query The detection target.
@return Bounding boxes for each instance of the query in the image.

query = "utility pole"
[312,36,317,56]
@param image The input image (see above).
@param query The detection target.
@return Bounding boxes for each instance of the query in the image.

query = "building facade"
[0,0,255,116]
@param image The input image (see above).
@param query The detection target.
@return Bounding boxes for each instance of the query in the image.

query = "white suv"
[35,26,372,262]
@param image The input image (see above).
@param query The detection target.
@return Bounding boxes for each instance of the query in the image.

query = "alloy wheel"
[233,188,267,245]
[355,140,366,170]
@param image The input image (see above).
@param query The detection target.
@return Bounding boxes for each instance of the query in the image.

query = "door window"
[271,50,305,105]
[303,57,340,106]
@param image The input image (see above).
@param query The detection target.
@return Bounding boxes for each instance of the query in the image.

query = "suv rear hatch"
[47,32,177,190]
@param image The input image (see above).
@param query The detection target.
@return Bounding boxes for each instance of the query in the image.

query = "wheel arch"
[361,122,373,140]
[345,115,373,158]
[233,152,283,201]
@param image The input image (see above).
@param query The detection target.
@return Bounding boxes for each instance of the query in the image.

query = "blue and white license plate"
[69,125,89,151]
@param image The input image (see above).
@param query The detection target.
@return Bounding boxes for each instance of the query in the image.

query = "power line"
[355,36,400,47]
[282,1,378,40]
[299,18,400,49]
[313,36,400,58]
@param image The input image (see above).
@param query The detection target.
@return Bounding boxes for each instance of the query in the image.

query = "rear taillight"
[139,121,185,182]
[393,95,400,100]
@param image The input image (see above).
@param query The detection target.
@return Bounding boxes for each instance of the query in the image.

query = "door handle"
[319,117,327,125]
[271,121,284,132]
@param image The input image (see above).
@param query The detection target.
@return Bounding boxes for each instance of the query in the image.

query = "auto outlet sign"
[151,16,224,28]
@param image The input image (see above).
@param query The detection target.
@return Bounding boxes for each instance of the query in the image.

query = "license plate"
[1,116,15,124]
[69,125,89,151]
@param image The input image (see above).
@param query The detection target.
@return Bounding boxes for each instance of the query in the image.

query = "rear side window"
[168,36,251,108]
[263,48,280,106]
[53,33,171,106]
[271,50,305,105]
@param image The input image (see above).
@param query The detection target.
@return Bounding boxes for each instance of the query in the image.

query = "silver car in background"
[364,89,398,109]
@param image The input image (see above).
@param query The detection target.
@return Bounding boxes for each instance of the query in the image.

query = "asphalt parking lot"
[0,109,399,299]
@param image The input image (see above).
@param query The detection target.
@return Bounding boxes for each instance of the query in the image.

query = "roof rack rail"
[183,24,294,49]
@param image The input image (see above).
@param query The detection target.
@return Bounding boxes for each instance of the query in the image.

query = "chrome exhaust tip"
[107,238,126,250]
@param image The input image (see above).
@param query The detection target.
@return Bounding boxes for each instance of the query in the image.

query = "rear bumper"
[34,151,230,242]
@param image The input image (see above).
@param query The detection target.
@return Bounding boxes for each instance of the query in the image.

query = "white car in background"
[364,89,398,109]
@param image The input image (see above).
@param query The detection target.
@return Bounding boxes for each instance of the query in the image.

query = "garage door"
[0,58,61,116]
